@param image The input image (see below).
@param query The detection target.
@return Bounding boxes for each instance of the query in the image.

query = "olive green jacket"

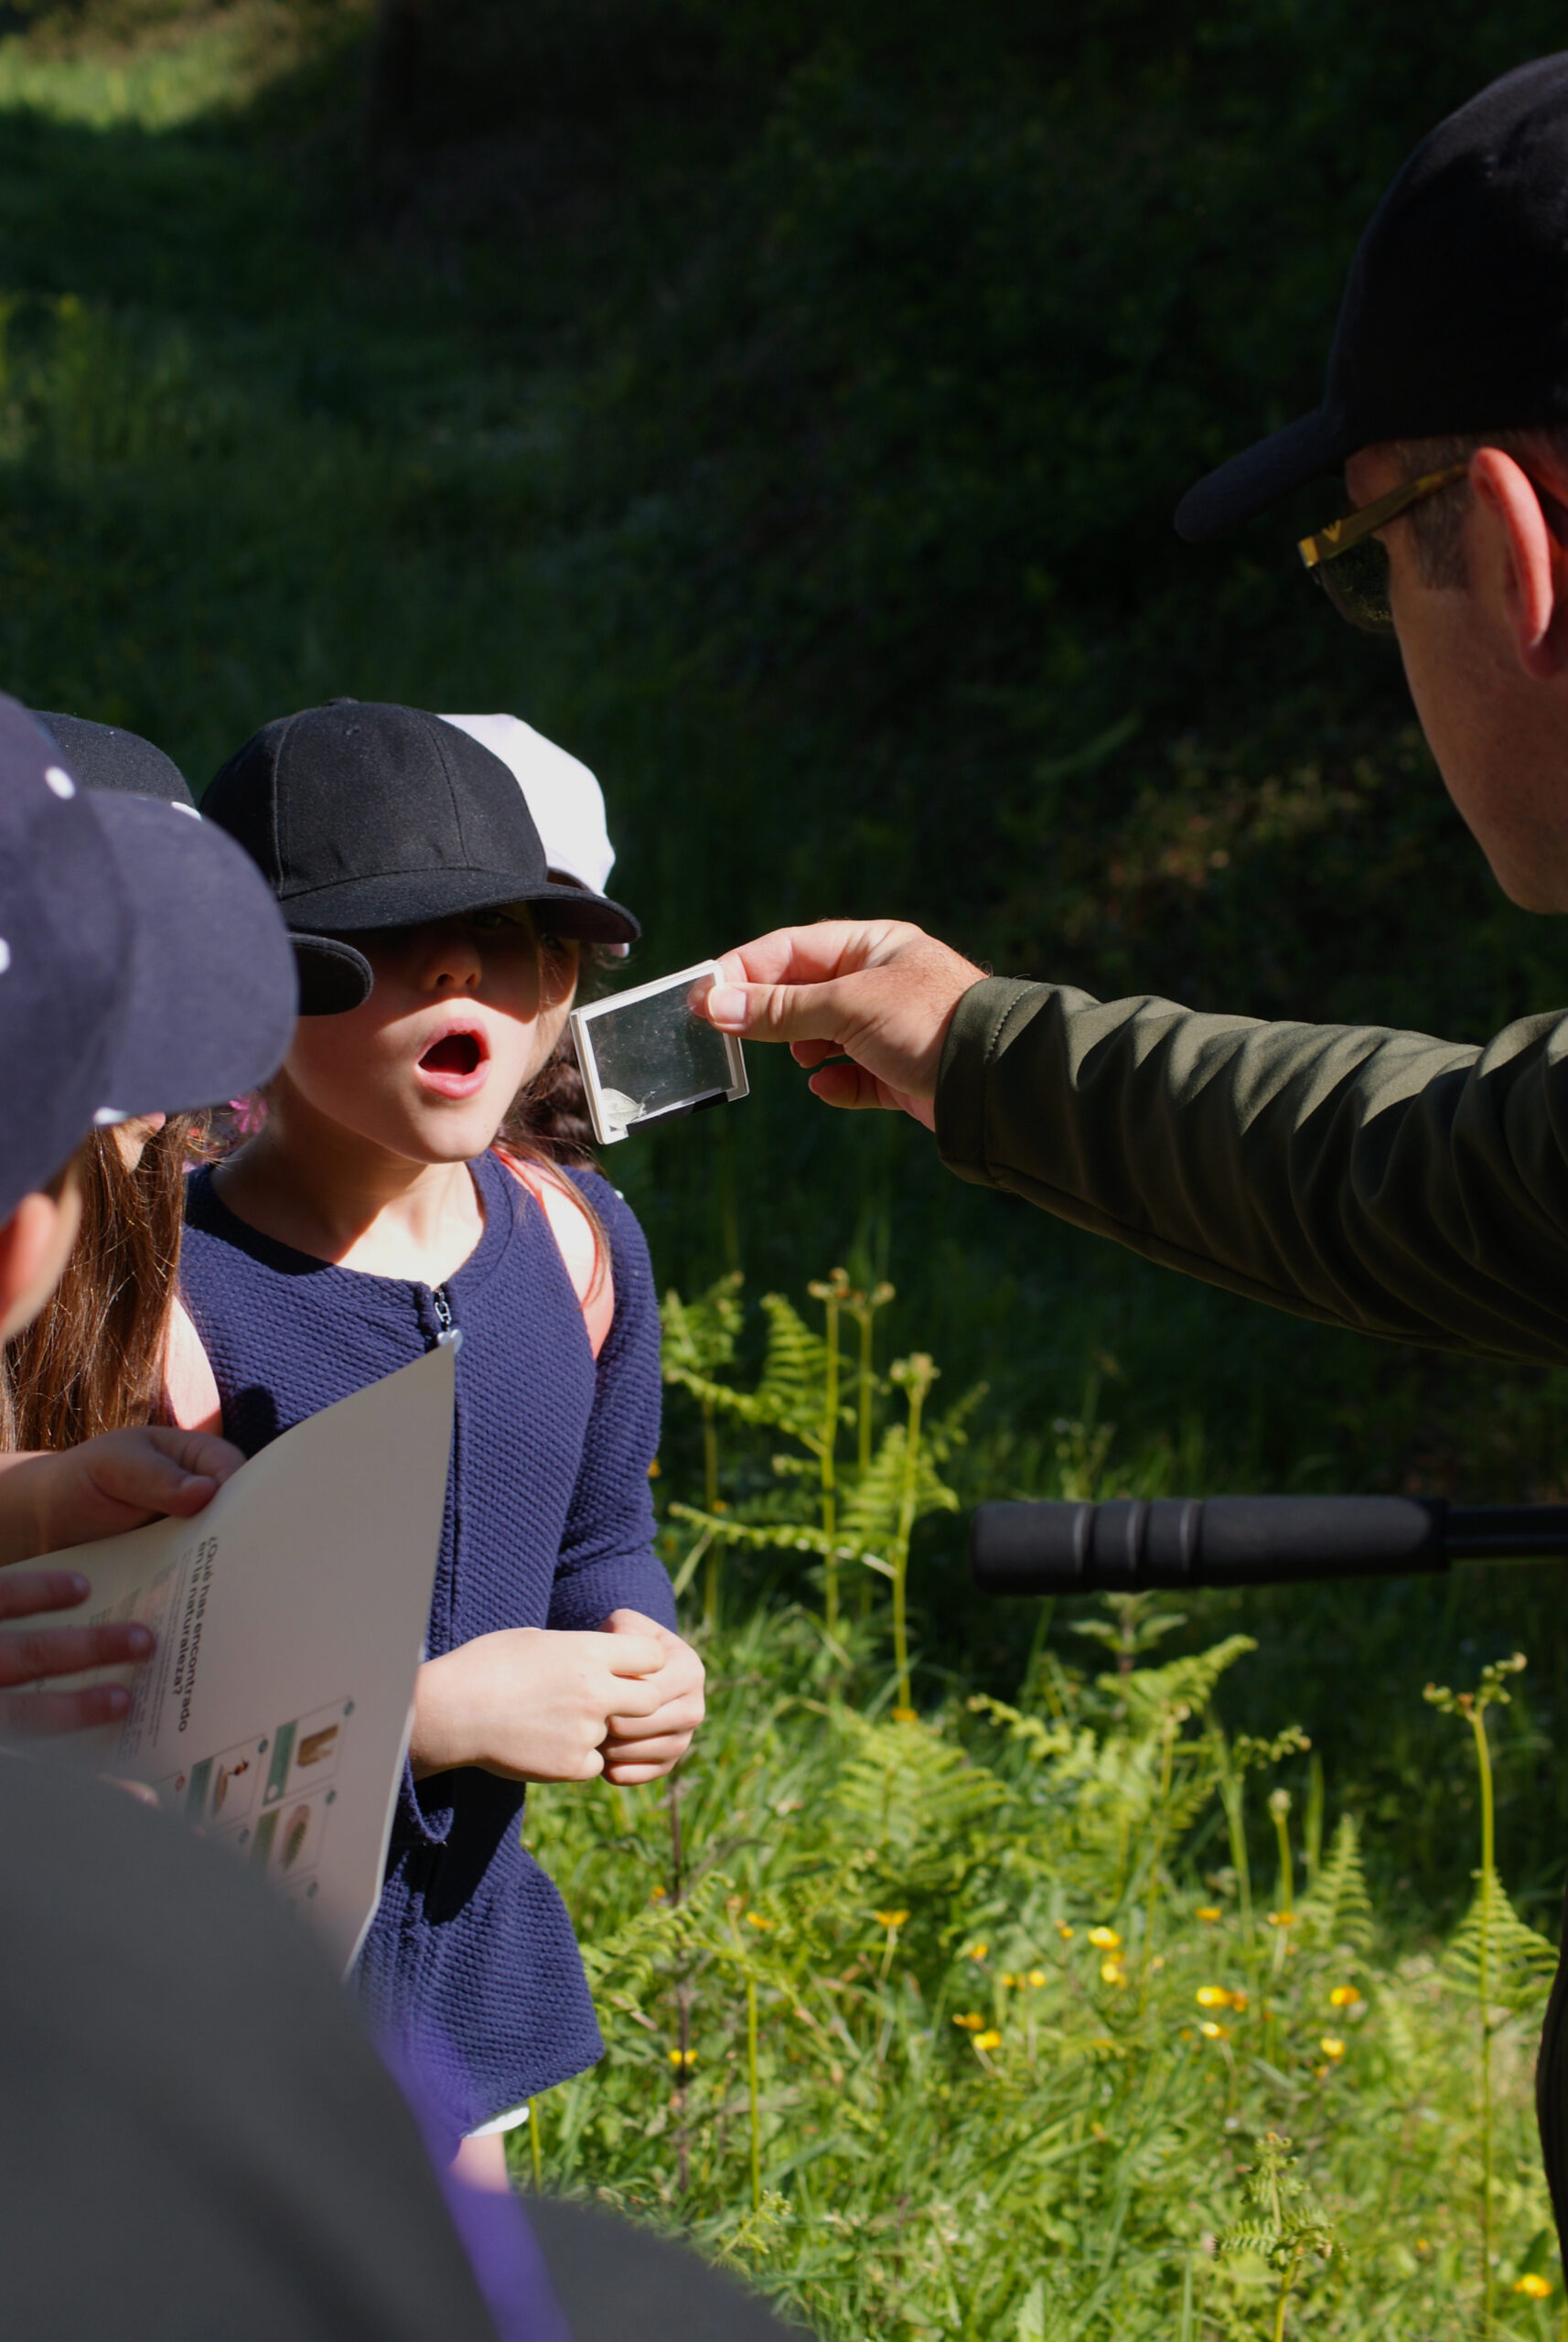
[934,978,1568,1366]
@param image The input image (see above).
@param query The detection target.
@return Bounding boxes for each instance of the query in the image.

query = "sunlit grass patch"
[0,0,369,130]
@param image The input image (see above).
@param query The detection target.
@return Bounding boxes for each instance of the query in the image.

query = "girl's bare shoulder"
[494,1151,614,1357]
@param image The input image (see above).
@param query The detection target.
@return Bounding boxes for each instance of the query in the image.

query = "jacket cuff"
[935,976,1049,1186]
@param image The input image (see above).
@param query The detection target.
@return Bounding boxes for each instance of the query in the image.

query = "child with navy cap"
[0,692,296,1731]
[181,700,705,2177]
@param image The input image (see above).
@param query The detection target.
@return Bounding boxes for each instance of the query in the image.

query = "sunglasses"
[1297,461,1469,634]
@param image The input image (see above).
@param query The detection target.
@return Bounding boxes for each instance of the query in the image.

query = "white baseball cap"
[439,714,617,896]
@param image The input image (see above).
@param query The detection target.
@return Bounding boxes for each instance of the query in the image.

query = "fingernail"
[706,985,746,1030]
[126,1626,153,1659]
[105,1686,128,1716]
[69,1573,90,1596]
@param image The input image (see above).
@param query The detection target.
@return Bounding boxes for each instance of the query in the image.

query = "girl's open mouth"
[416,1026,489,1098]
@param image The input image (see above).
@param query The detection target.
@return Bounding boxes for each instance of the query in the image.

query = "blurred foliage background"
[7,0,1568,1918]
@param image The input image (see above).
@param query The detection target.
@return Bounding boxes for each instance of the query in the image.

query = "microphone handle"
[968,1495,1568,1596]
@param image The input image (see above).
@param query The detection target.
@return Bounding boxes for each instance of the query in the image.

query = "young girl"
[178,701,703,2176]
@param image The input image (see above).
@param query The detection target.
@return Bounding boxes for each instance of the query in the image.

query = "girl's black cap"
[0,693,297,1222]
[204,701,640,1015]
[1176,52,1568,542]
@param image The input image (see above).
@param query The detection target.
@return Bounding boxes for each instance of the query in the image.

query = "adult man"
[695,54,1568,2223]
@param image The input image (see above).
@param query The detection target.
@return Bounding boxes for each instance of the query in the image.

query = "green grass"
[516,1600,1563,2338]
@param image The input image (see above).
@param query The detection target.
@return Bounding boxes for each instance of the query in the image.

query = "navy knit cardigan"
[179,1151,676,2138]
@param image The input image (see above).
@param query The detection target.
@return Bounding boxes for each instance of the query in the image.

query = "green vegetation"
[6,4,1568,2320]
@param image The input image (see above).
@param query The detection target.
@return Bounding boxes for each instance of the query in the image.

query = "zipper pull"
[432,1287,461,1349]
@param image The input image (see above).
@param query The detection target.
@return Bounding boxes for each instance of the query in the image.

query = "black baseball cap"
[1176,53,1568,543]
[204,700,641,1015]
[34,713,196,808]
[0,693,297,1222]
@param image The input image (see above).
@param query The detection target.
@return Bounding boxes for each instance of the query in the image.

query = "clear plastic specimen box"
[569,961,749,1146]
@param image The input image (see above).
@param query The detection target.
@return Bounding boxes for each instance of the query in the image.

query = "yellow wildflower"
[1000,1972,1018,1988]
[1230,1991,1249,2013]
[1516,2273,1552,2300]
[1266,1910,1295,1928]
[874,1909,908,1929]
[1101,1958,1127,1987]
[746,1912,776,1930]
[1056,1922,1075,1940]
[892,1706,918,1724]
[1196,1905,1222,1923]
[1319,2036,1346,2061]
[650,1885,667,1902]
[1328,1983,1359,2005]
[965,1942,989,1961]
[1027,1968,1047,1988]
[974,2029,1003,2052]
[669,2047,696,2069]
[1198,2020,1230,2041]
[952,2012,985,2031]
[1195,1985,1231,2010]
[1088,1927,1122,1950]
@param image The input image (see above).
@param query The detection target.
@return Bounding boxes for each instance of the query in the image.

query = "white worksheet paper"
[8,1343,455,1972]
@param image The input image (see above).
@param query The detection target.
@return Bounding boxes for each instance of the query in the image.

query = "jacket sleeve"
[933,975,1568,1366]
[546,1179,679,1633]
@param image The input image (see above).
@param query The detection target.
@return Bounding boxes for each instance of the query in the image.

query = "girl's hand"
[598,1609,706,1785]
[0,1566,155,1737]
[0,1427,247,1566]
[410,1625,668,1784]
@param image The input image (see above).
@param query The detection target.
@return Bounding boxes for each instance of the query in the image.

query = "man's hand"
[410,1625,669,1785]
[0,1567,154,1737]
[699,919,985,1129]
[0,1426,247,1567]
[598,1609,705,1785]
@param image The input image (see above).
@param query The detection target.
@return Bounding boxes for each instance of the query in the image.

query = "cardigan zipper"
[432,1286,458,1348]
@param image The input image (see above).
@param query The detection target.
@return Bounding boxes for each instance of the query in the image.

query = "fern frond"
[841,1420,958,1546]
[1297,1815,1373,1953]
[1442,1868,1558,2012]
[1101,1636,1257,1734]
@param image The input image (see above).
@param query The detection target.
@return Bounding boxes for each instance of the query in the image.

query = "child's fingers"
[601,1729,693,1768]
[0,1616,153,1687]
[603,1686,704,1740]
[600,1633,666,1679]
[0,1681,135,1735]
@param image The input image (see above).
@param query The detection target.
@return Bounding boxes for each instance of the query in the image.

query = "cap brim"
[1174,407,1343,543]
[291,935,374,1017]
[85,795,298,1117]
[281,866,640,948]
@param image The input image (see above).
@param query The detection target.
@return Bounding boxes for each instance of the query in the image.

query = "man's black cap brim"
[1174,407,1342,543]
[281,866,641,949]
[85,795,299,1117]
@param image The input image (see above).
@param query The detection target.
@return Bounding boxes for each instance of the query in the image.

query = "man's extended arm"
[937,978,1568,1362]
[699,919,1568,1367]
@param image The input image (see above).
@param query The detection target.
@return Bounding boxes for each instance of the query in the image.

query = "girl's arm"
[544,1183,703,1782]
[546,1182,679,1634]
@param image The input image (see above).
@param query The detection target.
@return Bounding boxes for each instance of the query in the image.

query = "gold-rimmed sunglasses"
[1297,461,1469,635]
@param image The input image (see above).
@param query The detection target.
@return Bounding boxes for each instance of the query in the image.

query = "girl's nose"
[415,920,484,993]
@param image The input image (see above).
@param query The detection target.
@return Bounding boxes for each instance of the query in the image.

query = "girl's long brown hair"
[0,1119,189,1452]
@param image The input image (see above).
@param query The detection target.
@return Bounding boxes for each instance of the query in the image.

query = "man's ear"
[0,1185,81,1344]
[1468,447,1568,680]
